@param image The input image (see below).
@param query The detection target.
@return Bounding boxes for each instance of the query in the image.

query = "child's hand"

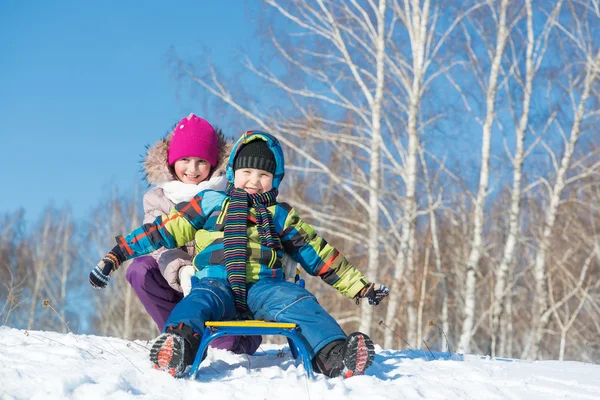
[89,246,126,289]
[356,283,389,306]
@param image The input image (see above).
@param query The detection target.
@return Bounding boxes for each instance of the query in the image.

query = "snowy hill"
[1,326,599,399]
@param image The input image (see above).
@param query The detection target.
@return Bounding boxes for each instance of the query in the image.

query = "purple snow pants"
[125,256,261,355]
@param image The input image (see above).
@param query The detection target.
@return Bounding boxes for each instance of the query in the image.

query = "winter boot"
[313,332,375,378]
[150,322,200,377]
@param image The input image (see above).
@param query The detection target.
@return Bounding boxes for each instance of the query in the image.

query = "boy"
[90,131,389,378]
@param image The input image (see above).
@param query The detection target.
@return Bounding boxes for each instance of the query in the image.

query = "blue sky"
[0,1,257,221]
[0,1,564,225]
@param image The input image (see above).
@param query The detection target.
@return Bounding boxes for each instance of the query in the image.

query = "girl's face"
[173,157,211,184]
[234,168,274,194]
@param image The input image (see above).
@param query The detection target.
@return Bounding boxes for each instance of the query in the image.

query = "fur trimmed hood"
[142,127,232,185]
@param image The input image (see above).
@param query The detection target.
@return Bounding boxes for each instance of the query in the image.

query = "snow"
[1,326,599,400]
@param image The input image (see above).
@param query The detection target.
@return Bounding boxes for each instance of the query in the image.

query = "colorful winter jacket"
[117,131,369,299]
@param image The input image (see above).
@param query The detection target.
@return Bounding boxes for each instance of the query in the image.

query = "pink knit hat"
[168,114,219,166]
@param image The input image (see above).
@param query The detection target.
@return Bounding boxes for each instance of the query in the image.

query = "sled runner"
[188,320,314,378]
[188,270,314,378]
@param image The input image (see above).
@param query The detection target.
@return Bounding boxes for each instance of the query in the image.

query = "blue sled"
[188,320,315,379]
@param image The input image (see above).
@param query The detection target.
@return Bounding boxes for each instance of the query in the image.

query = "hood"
[142,127,232,185]
[226,131,285,190]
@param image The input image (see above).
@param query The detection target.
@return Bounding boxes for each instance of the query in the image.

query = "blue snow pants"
[164,277,347,357]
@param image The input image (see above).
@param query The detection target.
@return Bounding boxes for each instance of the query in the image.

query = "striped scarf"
[224,183,280,312]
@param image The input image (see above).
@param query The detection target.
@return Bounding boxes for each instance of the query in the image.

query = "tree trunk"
[28,216,52,330]
[359,0,387,335]
[458,0,511,354]
[491,0,535,357]
[529,51,599,360]
[383,0,428,349]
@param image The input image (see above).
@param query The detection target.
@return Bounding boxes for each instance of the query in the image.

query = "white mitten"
[282,253,298,282]
[179,265,196,297]
[157,249,193,292]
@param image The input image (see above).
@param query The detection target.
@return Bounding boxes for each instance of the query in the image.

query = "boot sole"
[150,334,186,377]
[343,332,375,378]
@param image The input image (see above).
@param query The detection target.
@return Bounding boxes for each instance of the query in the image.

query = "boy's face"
[234,168,274,194]
[173,157,211,184]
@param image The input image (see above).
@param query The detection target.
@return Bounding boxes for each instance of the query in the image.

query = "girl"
[124,114,261,355]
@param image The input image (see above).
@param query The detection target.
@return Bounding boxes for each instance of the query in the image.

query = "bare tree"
[382,0,431,349]
[0,211,26,325]
[491,0,564,358]
[381,0,487,349]
[418,146,448,350]
[528,46,599,359]
[25,207,75,332]
[458,0,512,353]
[86,186,156,339]
[550,246,597,360]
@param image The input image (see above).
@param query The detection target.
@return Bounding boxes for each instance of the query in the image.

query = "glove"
[179,265,196,296]
[89,246,126,289]
[355,283,389,306]
[157,249,193,292]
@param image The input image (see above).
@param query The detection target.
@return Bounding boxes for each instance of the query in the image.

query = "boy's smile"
[234,168,274,194]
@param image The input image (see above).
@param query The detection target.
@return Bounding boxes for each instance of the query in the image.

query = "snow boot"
[150,323,200,378]
[313,332,375,378]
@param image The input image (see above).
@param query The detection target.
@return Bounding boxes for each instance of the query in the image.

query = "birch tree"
[549,246,597,361]
[26,207,75,332]
[87,187,155,339]
[458,0,511,353]
[382,0,431,349]
[528,48,600,359]
[419,147,448,350]
[0,211,26,325]
[491,0,563,358]
[380,0,490,349]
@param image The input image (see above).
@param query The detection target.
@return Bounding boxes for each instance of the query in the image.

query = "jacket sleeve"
[142,188,167,225]
[142,188,173,261]
[116,194,209,259]
[277,203,369,299]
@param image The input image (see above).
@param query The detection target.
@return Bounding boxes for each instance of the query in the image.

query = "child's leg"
[151,277,237,377]
[125,256,183,331]
[164,277,237,334]
[247,280,346,358]
[166,277,261,356]
[247,280,374,378]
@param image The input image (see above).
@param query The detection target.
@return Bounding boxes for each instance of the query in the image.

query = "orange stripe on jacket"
[131,200,201,245]
[317,251,339,276]
[190,197,202,215]
[119,236,134,256]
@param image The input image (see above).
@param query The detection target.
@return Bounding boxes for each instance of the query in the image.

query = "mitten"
[179,265,196,296]
[157,249,193,292]
[355,283,389,306]
[89,245,126,289]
